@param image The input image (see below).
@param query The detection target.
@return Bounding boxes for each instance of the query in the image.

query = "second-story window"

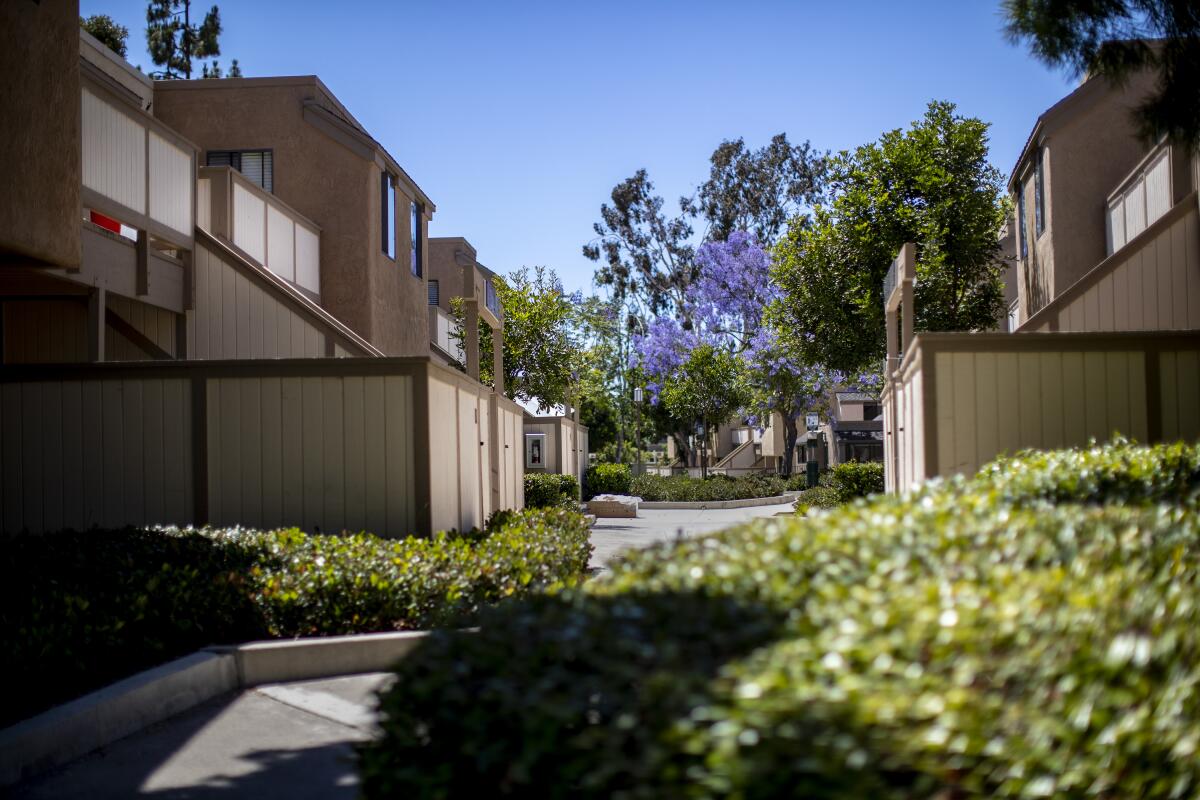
[1034,147,1046,236]
[1017,186,1028,259]
[428,279,439,306]
[381,172,397,259]
[207,149,273,193]
[411,200,423,277]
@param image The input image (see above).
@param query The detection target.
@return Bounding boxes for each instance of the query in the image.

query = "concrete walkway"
[589,502,795,570]
[11,673,394,799]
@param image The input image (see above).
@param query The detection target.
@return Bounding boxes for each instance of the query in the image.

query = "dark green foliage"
[1004,0,1200,147]
[584,462,632,499]
[80,14,130,57]
[683,133,828,246]
[790,484,840,513]
[524,472,581,508]
[1,508,590,727]
[828,461,885,502]
[363,441,1200,798]
[629,473,787,502]
[146,0,225,80]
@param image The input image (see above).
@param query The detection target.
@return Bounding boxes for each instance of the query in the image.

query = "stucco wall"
[0,1,80,269]
[153,79,431,357]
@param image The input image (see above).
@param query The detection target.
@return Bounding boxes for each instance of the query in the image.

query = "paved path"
[588,502,795,570]
[12,673,394,799]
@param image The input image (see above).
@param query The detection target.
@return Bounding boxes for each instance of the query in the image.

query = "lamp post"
[633,386,643,478]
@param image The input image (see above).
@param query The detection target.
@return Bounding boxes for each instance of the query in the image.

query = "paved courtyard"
[12,673,394,800]
[13,503,793,798]
[588,501,796,570]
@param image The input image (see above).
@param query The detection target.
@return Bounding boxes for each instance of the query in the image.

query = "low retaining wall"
[637,494,793,511]
[0,630,431,787]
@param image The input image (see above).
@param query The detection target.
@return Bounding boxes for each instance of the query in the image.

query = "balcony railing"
[198,166,321,299]
[430,305,466,364]
[80,83,195,249]
[1107,139,1173,256]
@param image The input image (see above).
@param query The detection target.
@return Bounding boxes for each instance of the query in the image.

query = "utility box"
[806,460,819,489]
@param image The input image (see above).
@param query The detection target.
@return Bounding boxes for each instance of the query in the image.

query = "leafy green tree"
[81,14,129,57]
[146,0,224,80]
[1004,0,1200,147]
[457,266,579,413]
[660,344,747,478]
[771,100,1008,374]
[684,133,828,246]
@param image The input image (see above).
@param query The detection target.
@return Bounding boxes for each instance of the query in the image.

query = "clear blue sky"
[83,0,1076,294]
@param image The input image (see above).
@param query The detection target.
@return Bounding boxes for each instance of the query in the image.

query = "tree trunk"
[700,420,710,479]
[782,414,799,478]
[671,429,690,472]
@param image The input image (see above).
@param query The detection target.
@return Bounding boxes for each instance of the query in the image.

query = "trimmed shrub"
[524,472,581,508]
[584,462,631,499]
[829,460,885,502]
[362,441,1200,799]
[0,508,590,728]
[629,473,787,502]
[791,484,840,514]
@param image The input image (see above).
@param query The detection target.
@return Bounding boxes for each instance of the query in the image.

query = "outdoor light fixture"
[633,387,643,403]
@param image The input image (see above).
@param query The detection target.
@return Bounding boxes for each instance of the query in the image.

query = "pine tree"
[145,1,224,80]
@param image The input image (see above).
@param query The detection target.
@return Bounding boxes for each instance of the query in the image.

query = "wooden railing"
[197,166,322,299]
[80,78,195,250]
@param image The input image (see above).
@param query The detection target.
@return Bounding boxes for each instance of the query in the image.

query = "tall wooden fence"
[0,358,522,536]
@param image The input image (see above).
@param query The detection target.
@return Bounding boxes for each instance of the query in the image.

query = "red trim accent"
[90,210,122,234]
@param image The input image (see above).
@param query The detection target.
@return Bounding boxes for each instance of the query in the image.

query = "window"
[428,279,440,306]
[207,149,273,192]
[410,201,423,277]
[862,403,881,420]
[1017,186,1028,259]
[1034,147,1045,236]
[485,278,500,316]
[381,172,397,259]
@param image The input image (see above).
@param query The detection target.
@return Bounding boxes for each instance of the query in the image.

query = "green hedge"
[0,508,590,728]
[524,472,581,508]
[584,462,631,499]
[829,460,885,502]
[629,473,787,502]
[361,441,1200,798]
[791,484,840,514]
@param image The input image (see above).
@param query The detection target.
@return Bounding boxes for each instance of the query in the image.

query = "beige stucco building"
[0,3,524,535]
[883,70,1200,492]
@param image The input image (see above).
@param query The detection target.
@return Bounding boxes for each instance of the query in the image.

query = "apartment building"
[882,69,1200,492]
[0,2,524,534]
[152,77,434,357]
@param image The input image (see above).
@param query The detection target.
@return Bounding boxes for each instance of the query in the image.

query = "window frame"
[410,200,423,277]
[1034,147,1046,237]
[1017,185,1028,259]
[381,171,397,260]
[206,148,274,193]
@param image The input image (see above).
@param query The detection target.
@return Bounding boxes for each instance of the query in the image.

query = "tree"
[583,170,696,320]
[146,0,223,80]
[457,266,579,413]
[1003,0,1200,147]
[661,344,746,478]
[771,100,1008,374]
[201,58,241,78]
[685,133,828,246]
[81,14,129,57]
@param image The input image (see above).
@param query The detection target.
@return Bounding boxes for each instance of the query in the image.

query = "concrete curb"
[637,494,792,510]
[0,630,431,787]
